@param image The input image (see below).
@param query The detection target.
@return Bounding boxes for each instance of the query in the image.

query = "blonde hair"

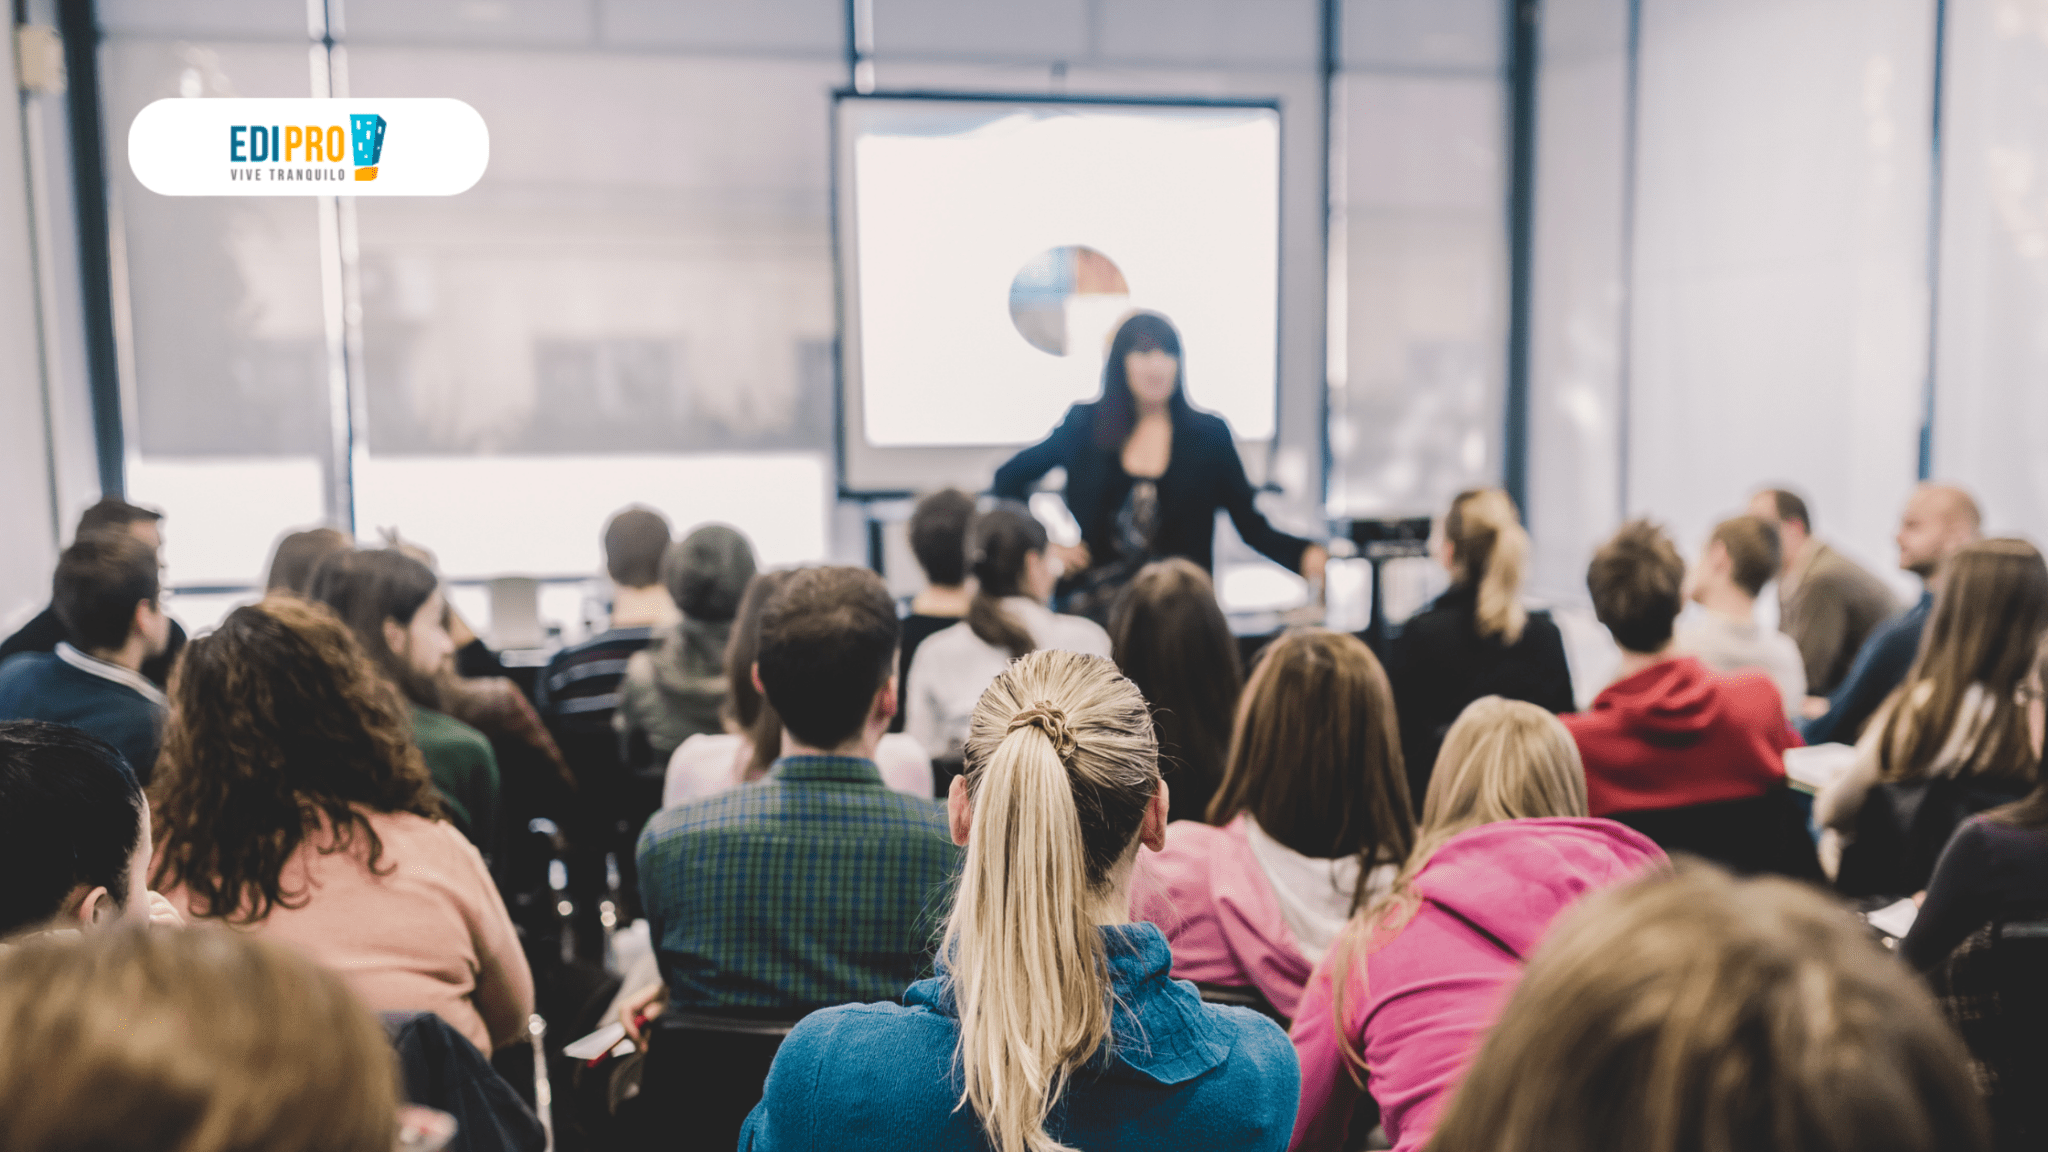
[946,649,1160,1152]
[0,925,400,1152]
[1445,489,1530,645]
[1329,697,1586,1073]
[1425,865,1989,1152]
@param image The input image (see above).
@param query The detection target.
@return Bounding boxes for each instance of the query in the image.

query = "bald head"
[1897,483,1982,580]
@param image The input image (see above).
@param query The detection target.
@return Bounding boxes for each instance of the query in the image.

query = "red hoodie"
[1563,654,1798,817]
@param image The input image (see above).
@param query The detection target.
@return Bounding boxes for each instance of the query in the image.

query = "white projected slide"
[839,96,1280,488]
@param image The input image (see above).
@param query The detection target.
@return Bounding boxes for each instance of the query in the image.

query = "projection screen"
[835,93,1282,493]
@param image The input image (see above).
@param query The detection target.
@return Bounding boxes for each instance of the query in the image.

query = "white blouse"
[901,598,1114,761]
[662,731,936,809]
[1242,816,1398,964]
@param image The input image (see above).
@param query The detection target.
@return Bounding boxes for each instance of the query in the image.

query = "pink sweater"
[161,810,534,1054]
[1130,816,1319,1020]
[1286,818,1663,1152]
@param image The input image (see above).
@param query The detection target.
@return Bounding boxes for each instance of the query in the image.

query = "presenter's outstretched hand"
[1050,542,1091,578]
[1300,544,1328,585]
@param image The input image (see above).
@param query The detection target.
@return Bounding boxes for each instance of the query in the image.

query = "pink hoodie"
[1129,816,1317,1019]
[1286,818,1664,1152]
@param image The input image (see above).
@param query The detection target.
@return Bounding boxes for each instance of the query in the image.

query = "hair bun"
[1006,701,1077,764]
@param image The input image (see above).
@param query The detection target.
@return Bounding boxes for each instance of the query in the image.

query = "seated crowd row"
[0,475,2033,1152]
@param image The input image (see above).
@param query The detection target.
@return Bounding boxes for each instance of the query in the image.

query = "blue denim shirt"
[739,921,1299,1151]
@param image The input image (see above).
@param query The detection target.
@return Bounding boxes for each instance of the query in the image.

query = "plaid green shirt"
[636,755,961,1013]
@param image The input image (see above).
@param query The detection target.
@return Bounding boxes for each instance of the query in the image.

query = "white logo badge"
[128,98,489,196]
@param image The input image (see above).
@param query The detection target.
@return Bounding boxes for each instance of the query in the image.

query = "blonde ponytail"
[1447,489,1529,645]
[946,650,1159,1152]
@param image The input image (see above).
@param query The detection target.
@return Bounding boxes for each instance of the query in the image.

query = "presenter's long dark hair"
[1091,312,1193,450]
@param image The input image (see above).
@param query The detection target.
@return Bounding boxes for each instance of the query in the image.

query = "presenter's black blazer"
[992,401,1310,576]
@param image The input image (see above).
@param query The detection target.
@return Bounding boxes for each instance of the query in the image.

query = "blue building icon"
[351,114,387,181]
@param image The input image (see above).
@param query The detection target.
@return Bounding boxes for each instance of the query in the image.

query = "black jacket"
[1385,584,1575,809]
[381,1011,546,1152]
[0,604,186,688]
[992,402,1311,575]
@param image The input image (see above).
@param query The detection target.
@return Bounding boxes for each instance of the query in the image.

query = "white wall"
[1932,0,2048,538]
[1524,0,1938,610]
[0,20,61,634]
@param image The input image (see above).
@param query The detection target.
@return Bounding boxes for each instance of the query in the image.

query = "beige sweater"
[161,809,533,1053]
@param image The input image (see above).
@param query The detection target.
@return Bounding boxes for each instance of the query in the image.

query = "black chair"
[614,1008,803,1152]
[1836,775,2030,899]
[547,720,639,961]
[1610,786,1824,882]
[1931,907,2048,1151]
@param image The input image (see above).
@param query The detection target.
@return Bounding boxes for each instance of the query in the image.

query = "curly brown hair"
[150,596,443,923]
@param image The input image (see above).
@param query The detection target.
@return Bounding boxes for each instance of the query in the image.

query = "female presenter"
[993,311,1327,619]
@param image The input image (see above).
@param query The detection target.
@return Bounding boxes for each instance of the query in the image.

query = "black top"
[889,612,961,735]
[992,401,1311,576]
[1903,816,2048,970]
[1384,584,1575,809]
[0,603,187,689]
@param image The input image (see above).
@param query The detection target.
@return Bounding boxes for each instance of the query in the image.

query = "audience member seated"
[0,926,405,1152]
[1750,486,1898,697]
[150,597,534,1054]
[1565,520,1795,820]
[0,531,172,782]
[905,502,1112,759]
[617,523,759,765]
[1425,865,1990,1152]
[536,505,675,734]
[1907,639,2048,969]
[264,525,352,596]
[1289,698,1663,1152]
[1817,539,2048,894]
[1108,557,1245,822]
[0,498,186,687]
[310,548,502,852]
[664,569,932,805]
[1678,514,1806,716]
[741,649,1300,1152]
[534,506,675,946]
[892,487,977,733]
[633,567,960,1018]
[1386,488,1573,807]
[1806,483,1982,745]
[1132,627,1413,1019]
[0,721,181,940]
[1907,640,2048,1148]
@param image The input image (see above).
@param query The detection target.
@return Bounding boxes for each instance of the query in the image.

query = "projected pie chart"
[1008,245,1130,357]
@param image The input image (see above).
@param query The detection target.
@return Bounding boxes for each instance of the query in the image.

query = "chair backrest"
[1932,905,2048,1147]
[1609,786,1824,882]
[1837,775,2030,899]
[615,1010,803,1152]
